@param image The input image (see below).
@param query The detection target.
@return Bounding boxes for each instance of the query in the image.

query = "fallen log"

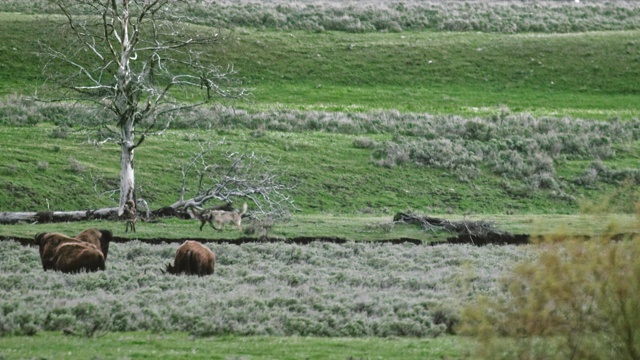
[0,208,119,224]
[0,200,237,224]
[394,212,530,246]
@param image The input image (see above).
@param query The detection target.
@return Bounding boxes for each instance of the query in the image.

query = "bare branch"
[171,140,296,220]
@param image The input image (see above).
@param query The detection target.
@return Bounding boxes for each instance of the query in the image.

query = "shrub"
[49,126,70,139]
[36,161,49,171]
[364,220,394,233]
[0,240,533,337]
[8,1,640,35]
[461,231,640,360]
[67,157,86,173]
[352,136,376,149]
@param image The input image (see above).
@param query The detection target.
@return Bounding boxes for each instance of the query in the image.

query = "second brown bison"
[75,228,112,260]
[52,242,105,273]
[34,229,112,273]
[165,240,215,276]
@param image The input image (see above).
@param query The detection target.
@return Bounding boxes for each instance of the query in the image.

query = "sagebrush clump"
[461,215,640,360]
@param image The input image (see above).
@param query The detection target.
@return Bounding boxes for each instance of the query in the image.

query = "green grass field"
[0,332,474,360]
[0,12,639,119]
[1,3,640,359]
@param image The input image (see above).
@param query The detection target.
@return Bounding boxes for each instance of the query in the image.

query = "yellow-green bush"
[462,211,640,359]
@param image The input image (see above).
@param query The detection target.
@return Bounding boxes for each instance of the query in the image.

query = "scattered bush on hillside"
[49,125,70,139]
[461,231,640,360]
[36,161,48,172]
[66,157,86,174]
[576,160,640,186]
[363,220,395,233]
[579,180,640,215]
[0,96,109,128]
[0,95,41,126]
[352,136,377,149]
[3,97,639,195]
[366,112,638,192]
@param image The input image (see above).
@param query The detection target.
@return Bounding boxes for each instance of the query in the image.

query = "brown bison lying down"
[165,240,215,276]
[34,229,112,273]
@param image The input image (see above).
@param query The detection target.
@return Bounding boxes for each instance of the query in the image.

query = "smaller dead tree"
[166,139,296,223]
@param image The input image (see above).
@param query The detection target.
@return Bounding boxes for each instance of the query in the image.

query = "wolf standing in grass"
[199,202,248,231]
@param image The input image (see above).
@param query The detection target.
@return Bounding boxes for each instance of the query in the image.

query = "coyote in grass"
[197,202,248,231]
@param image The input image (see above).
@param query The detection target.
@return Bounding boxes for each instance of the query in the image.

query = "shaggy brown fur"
[198,202,248,231]
[165,240,215,276]
[34,232,84,271]
[52,242,105,273]
[75,228,112,260]
[34,229,112,271]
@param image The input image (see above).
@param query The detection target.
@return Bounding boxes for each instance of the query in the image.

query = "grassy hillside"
[0,11,639,218]
[224,29,640,118]
[3,119,639,217]
[0,123,562,214]
[0,13,639,119]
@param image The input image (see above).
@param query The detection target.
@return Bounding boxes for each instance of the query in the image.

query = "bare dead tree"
[168,139,296,221]
[37,0,247,216]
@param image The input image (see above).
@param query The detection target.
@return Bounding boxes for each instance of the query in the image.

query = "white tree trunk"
[118,121,136,216]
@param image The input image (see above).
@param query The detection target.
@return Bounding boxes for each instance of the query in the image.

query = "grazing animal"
[198,202,248,231]
[52,242,106,273]
[75,228,112,261]
[123,199,137,233]
[34,229,111,272]
[165,240,215,276]
[34,232,85,271]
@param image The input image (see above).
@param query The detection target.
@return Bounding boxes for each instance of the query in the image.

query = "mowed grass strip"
[1,212,638,243]
[0,332,474,360]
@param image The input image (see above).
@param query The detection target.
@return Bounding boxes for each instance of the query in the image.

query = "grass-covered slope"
[226,29,640,118]
[1,11,640,218]
[0,12,639,118]
[0,123,559,214]
[2,116,640,219]
[0,332,473,360]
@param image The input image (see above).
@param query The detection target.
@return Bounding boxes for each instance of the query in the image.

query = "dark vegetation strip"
[2,213,533,246]
[2,212,535,247]
[1,235,424,247]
